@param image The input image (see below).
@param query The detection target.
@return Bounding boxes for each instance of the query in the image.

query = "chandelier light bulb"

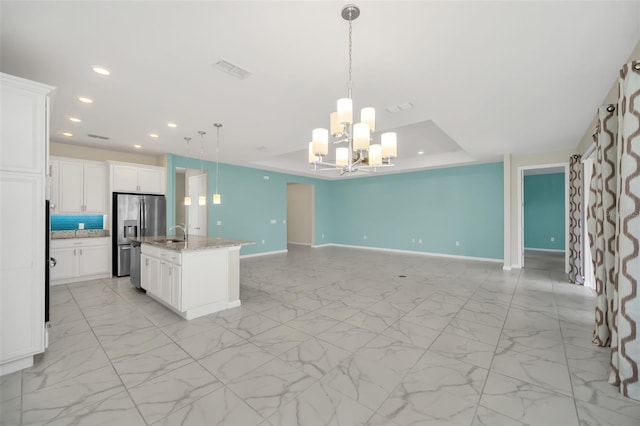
[330,112,342,136]
[308,142,319,164]
[381,132,398,158]
[213,193,221,205]
[336,147,349,167]
[198,195,206,206]
[369,144,382,166]
[312,128,329,156]
[183,196,192,206]
[353,123,370,151]
[361,107,375,132]
[337,98,353,125]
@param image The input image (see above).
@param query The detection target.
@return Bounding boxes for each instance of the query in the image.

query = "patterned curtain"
[568,154,584,284]
[609,60,640,401]
[589,105,618,347]
[588,60,640,401]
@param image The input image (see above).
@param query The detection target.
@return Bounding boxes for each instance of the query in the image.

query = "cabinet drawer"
[142,244,181,265]
[51,237,109,249]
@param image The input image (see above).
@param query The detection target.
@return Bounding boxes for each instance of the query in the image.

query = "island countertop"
[130,235,254,252]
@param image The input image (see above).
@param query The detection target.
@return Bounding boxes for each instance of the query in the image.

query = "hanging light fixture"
[308,4,397,175]
[197,130,207,205]
[212,123,222,204]
[183,137,192,206]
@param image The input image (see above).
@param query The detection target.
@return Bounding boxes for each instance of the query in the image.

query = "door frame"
[286,182,314,246]
[516,162,570,270]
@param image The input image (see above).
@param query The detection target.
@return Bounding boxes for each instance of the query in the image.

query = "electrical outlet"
[455,241,460,246]
[550,237,555,242]
[217,220,221,226]
[270,219,277,224]
[282,219,286,224]
[363,235,367,240]
[321,234,325,239]
[78,223,84,230]
[263,176,270,180]
[261,239,265,244]
[412,238,415,243]
[418,238,422,244]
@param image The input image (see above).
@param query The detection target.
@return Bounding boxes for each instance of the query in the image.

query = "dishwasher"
[130,241,142,289]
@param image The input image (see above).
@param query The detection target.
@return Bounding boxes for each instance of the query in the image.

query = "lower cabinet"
[50,238,110,284]
[141,244,228,319]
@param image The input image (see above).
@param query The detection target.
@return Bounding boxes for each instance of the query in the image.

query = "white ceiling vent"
[87,133,110,140]
[386,102,414,113]
[214,59,251,79]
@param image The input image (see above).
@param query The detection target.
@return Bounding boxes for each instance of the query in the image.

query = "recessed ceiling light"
[149,133,159,138]
[417,150,424,155]
[133,144,142,149]
[68,117,82,123]
[167,122,177,128]
[92,66,111,76]
[62,132,73,137]
[78,96,93,104]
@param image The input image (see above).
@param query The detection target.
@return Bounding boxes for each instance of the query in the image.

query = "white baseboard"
[311,243,332,248]
[503,265,512,271]
[240,249,288,259]
[321,243,503,264]
[287,241,311,246]
[227,300,241,309]
[511,264,522,269]
[524,248,566,253]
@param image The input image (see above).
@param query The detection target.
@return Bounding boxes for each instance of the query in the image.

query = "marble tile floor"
[2,245,640,425]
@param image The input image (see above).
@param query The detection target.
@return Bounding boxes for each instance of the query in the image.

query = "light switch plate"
[78,223,85,230]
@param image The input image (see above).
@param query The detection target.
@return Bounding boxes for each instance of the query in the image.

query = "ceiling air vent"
[214,59,251,80]
[87,133,110,140]
[386,102,414,113]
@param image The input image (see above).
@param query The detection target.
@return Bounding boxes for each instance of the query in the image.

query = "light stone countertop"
[131,235,254,252]
[51,229,110,239]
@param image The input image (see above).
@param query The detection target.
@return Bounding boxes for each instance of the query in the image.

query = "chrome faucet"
[169,223,187,241]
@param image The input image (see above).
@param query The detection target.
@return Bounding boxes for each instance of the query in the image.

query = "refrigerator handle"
[140,197,147,236]
[140,198,145,236]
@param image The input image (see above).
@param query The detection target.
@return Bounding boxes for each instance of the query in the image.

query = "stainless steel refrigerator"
[112,192,166,277]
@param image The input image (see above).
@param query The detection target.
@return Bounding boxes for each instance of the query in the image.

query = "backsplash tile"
[51,215,104,231]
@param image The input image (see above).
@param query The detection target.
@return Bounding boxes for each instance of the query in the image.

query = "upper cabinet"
[51,157,106,214]
[110,162,165,194]
[0,73,54,375]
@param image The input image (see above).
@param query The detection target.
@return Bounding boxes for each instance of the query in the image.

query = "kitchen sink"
[158,238,184,243]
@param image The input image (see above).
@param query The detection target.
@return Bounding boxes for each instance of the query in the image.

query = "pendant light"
[183,137,192,206]
[197,130,207,206]
[212,123,222,204]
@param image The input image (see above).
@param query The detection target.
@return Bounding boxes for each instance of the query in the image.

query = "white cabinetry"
[141,244,228,319]
[54,158,106,214]
[110,162,165,194]
[0,73,54,375]
[50,238,110,285]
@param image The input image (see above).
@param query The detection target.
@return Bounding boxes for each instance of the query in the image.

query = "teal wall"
[524,173,565,250]
[166,154,332,255]
[166,156,504,259]
[329,162,504,259]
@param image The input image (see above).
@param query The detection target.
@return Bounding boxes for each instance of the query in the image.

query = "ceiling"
[1,1,638,180]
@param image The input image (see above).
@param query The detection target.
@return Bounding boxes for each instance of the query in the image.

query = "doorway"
[286,183,314,246]
[175,168,208,237]
[517,163,569,271]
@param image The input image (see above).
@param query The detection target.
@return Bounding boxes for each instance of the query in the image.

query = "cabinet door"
[50,247,78,281]
[171,265,182,311]
[78,245,109,276]
[138,167,164,194]
[58,160,84,213]
[83,163,106,213]
[159,261,173,304]
[112,165,139,192]
[142,254,160,295]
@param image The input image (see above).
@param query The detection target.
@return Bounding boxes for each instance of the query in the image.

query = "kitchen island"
[132,235,253,320]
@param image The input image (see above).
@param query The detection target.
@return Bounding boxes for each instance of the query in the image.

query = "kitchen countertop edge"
[131,235,255,252]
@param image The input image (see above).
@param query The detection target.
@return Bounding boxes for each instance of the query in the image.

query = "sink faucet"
[168,223,187,241]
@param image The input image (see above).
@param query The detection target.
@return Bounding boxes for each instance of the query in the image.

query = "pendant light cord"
[214,124,222,194]
[347,10,353,98]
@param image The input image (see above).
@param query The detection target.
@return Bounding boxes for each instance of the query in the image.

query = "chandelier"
[308,4,397,175]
